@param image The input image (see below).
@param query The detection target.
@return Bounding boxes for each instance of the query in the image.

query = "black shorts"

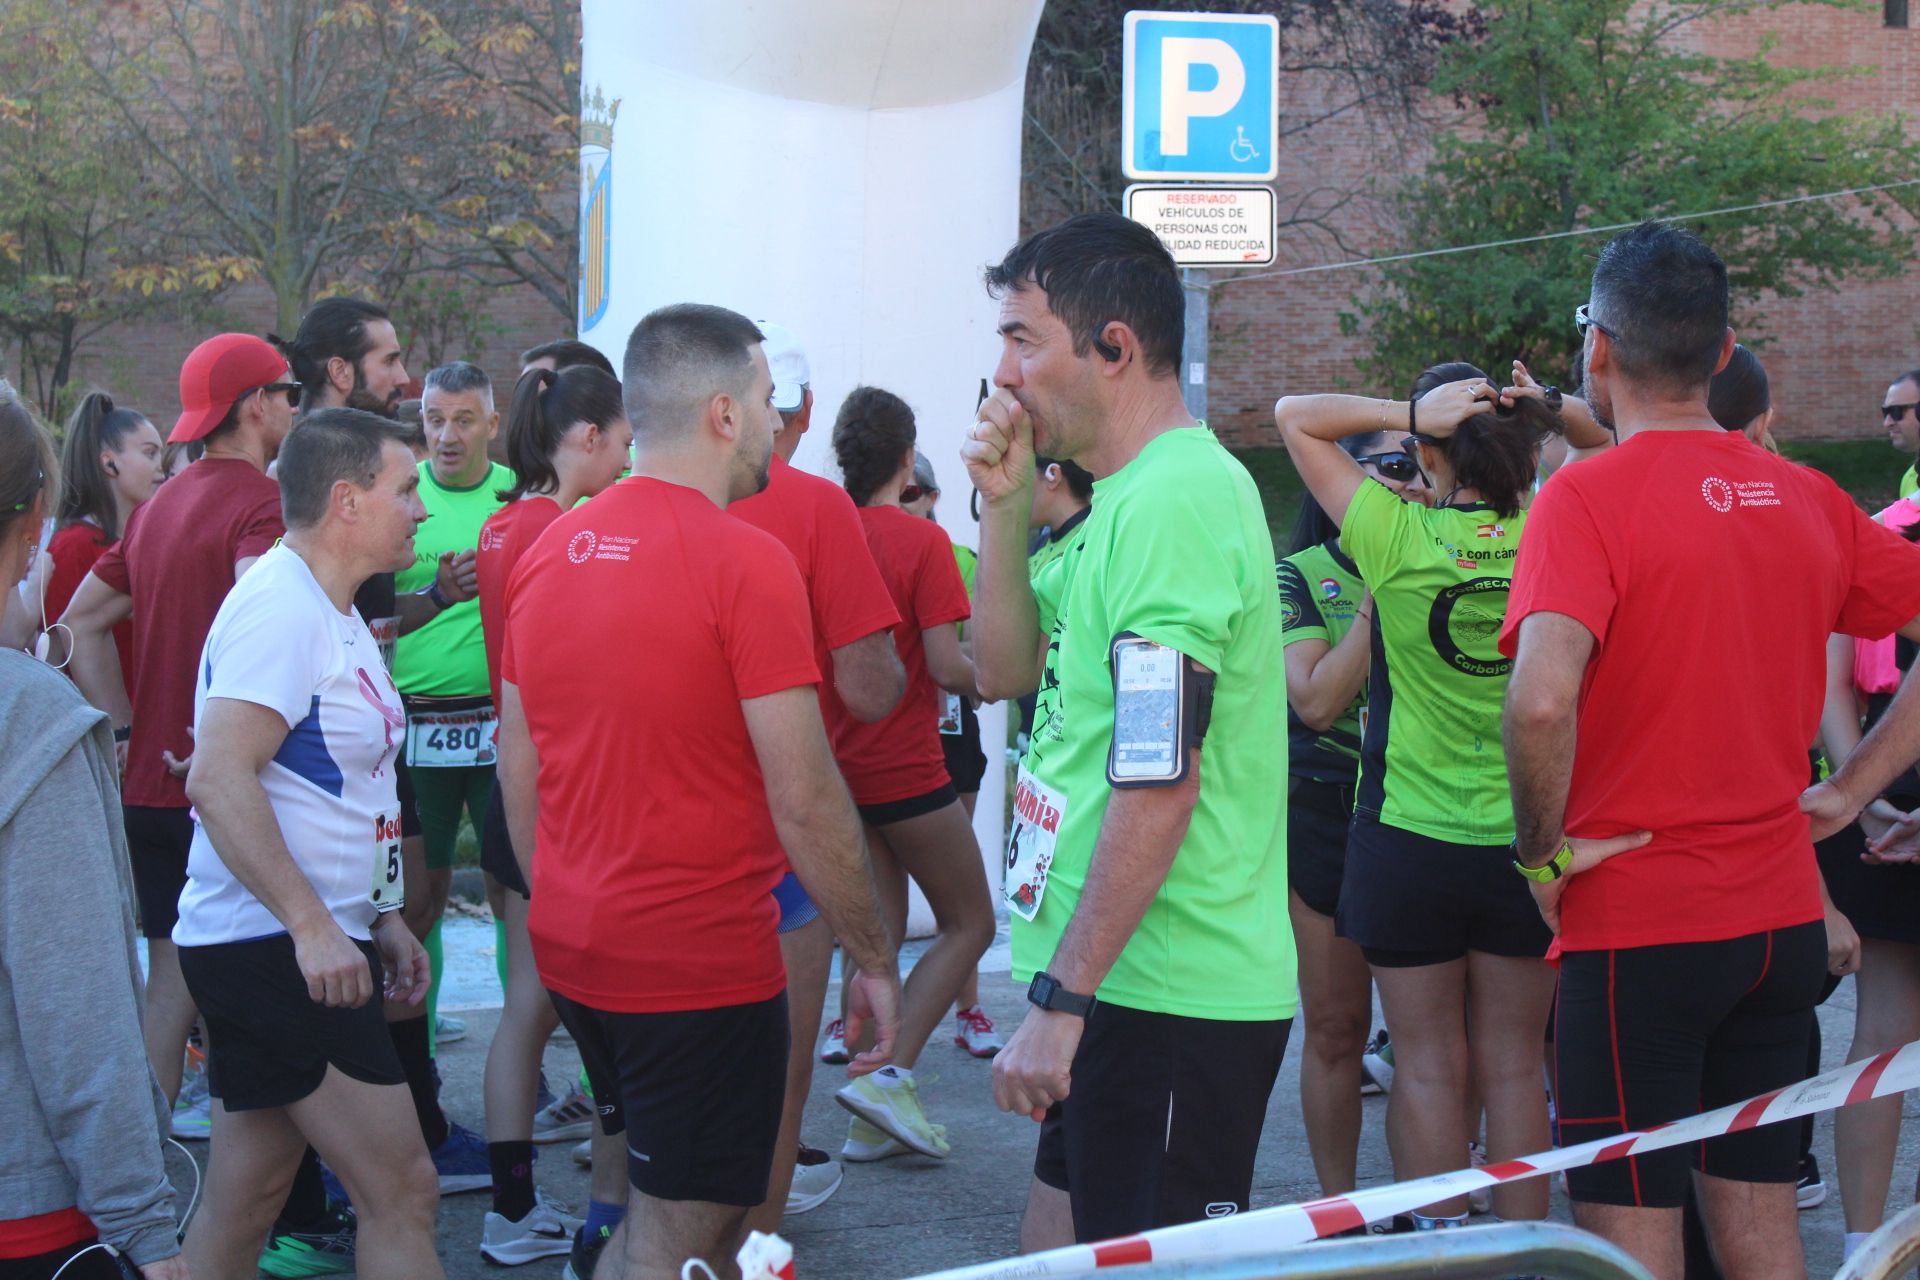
[1287,777,1354,918]
[394,756,422,840]
[178,932,404,1111]
[940,698,988,794]
[1337,812,1552,967]
[857,782,958,827]
[1033,1001,1290,1242]
[550,991,788,1205]
[0,1241,123,1280]
[123,804,192,941]
[1817,822,1920,945]
[479,780,525,897]
[1555,920,1826,1208]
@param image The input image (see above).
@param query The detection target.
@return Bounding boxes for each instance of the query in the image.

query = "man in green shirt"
[963,212,1291,1248]
[1882,368,1920,500]
[396,361,514,1044]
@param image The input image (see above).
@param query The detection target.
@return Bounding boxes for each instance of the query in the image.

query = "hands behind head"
[1411,377,1501,440]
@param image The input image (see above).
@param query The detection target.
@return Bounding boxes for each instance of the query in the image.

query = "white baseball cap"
[757,320,810,413]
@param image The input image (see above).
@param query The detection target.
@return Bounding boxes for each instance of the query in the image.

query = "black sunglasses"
[251,380,301,408]
[1883,403,1919,422]
[1356,451,1420,483]
[1573,303,1620,341]
[900,484,937,505]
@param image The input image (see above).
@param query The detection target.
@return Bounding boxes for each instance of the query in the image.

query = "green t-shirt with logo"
[1012,427,1292,1021]
[393,461,515,698]
[1276,539,1365,784]
[1341,478,1523,845]
[1901,464,1917,501]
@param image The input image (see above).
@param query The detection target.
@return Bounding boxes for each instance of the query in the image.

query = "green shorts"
[401,759,494,871]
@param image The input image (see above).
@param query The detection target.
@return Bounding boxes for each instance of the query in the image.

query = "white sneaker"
[952,1006,1005,1058]
[170,1069,212,1141]
[786,1146,843,1215]
[479,1192,583,1265]
[819,1018,849,1064]
[435,1014,467,1044]
[842,1115,947,1162]
[1361,1029,1394,1093]
[532,1088,596,1144]
[835,1067,948,1158]
[570,1139,592,1168]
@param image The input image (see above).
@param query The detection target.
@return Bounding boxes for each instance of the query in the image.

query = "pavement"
[155,914,1920,1280]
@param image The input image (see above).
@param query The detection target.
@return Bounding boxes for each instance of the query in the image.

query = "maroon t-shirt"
[92,458,284,808]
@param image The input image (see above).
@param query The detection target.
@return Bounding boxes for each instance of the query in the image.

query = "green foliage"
[1344,0,1920,392]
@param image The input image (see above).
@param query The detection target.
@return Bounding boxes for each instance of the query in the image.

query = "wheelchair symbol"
[1229,125,1259,163]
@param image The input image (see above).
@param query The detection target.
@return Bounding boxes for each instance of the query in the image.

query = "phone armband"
[1107,633,1215,789]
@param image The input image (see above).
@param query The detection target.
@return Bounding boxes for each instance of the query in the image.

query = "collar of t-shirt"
[1048,506,1090,545]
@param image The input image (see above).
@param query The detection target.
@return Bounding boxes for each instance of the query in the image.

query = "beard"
[346,365,401,419]
[1575,345,1617,437]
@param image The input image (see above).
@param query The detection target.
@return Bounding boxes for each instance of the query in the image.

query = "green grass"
[1231,438,1902,552]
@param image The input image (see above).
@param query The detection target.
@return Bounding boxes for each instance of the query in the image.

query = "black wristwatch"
[1542,384,1564,413]
[1027,971,1097,1018]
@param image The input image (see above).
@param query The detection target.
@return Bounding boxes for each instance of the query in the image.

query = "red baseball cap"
[170,333,292,443]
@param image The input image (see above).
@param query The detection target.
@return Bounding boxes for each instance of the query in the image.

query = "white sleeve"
[203,584,321,730]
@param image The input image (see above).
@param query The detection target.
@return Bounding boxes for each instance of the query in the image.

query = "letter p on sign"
[1123,11,1277,183]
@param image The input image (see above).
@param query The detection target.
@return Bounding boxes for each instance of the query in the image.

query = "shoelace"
[959,1008,996,1034]
[824,1018,845,1040]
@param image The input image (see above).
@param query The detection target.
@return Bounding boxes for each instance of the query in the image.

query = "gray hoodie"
[0,650,179,1265]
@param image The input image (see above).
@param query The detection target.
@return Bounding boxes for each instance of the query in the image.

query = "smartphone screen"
[1111,638,1182,783]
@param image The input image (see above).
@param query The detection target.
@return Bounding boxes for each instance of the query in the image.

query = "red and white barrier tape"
[890,1042,1920,1280]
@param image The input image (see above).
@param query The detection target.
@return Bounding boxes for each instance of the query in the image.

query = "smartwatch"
[1512,842,1573,883]
[1027,971,1096,1018]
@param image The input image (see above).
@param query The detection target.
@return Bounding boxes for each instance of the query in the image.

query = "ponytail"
[57,389,153,539]
[498,365,625,502]
[832,386,916,506]
[1409,362,1562,518]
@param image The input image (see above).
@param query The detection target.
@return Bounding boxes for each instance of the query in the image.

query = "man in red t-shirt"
[495,303,901,1276]
[1501,222,1920,1279]
[62,333,296,1109]
[728,320,904,1230]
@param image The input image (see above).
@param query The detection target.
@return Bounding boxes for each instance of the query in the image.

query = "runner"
[964,212,1291,1246]
[1508,221,1920,1279]
[1276,431,1428,1199]
[0,394,187,1280]
[728,321,907,1230]
[59,334,295,1129]
[1881,366,1920,500]
[174,408,441,1280]
[496,302,902,1277]
[473,363,629,1266]
[903,450,1006,1059]
[1276,362,1579,1227]
[396,361,513,1074]
[830,385,995,1157]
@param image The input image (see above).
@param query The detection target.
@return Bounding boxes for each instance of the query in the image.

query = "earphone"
[104,459,119,477]
[1092,335,1122,362]
[31,543,72,670]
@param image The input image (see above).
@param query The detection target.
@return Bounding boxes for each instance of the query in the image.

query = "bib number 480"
[424,724,487,753]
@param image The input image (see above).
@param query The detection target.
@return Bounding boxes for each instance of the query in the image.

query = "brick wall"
[1207,2,1920,450]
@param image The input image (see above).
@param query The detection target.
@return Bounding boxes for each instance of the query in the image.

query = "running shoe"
[532,1087,597,1144]
[259,1204,356,1278]
[841,1114,948,1162]
[819,1018,850,1064]
[1798,1153,1827,1210]
[787,1146,843,1215]
[1361,1029,1394,1093]
[431,1122,493,1194]
[480,1191,584,1265]
[435,1014,467,1044]
[535,1070,556,1113]
[952,1006,1005,1058]
[563,1224,613,1280]
[1359,1061,1385,1097]
[571,1139,593,1168]
[170,1068,212,1141]
[835,1067,949,1158]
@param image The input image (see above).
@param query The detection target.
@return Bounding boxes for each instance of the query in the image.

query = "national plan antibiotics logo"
[566,530,597,564]
[1702,476,1735,513]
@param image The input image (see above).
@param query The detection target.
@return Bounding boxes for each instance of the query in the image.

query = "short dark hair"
[0,384,56,544]
[985,212,1184,378]
[269,298,392,411]
[1410,362,1562,519]
[1890,368,1920,395]
[1708,344,1771,432]
[621,304,764,437]
[278,407,414,530]
[423,361,492,403]
[1590,221,1729,394]
[499,365,626,502]
[520,338,615,376]
[832,386,916,506]
[58,390,154,539]
[1034,454,1093,503]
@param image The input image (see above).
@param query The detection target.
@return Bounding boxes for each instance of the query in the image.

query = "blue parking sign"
[1123,11,1278,183]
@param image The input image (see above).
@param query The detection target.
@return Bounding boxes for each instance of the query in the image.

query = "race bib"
[938,692,964,736]
[1004,766,1066,922]
[366,615,400,673]
[405,705,498,768]
[371,809,405,911]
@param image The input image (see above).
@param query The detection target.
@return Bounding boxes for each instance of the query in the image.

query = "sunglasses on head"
[1884,403,1919,422]
[1356,450,1420,483]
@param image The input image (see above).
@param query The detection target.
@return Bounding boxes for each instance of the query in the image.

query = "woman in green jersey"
[1278,435,1427,1198]
[1277,364,1566,1228]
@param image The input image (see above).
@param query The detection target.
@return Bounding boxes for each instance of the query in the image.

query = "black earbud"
[1092,336,1122,362]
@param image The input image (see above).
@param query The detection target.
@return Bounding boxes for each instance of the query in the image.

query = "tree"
[0,0,242,414]
[1344,0,1920,390]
